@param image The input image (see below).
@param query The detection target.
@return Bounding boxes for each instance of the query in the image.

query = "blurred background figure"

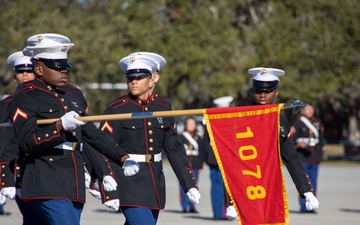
[178,116,207,213]
[203,96,234,220]
[176,116,205,138]
[291,104,325,213]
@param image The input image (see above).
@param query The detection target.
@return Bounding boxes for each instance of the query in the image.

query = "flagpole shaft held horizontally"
[36,109,205,125]
[36,102,308,125]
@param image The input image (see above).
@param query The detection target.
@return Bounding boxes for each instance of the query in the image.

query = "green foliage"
[0,0,359,126]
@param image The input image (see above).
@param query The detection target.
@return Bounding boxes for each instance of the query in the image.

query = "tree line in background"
[0,0,359,143]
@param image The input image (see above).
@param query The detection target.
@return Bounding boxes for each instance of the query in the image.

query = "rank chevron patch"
[13,108,28,122]
[101,121,113,133]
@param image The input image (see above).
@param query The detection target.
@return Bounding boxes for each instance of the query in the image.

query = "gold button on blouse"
[132,126,135,129]
[64,106,68,110]
[148,122,152,126]
[45,134,49,137]
[37,137,41,141]
[149,130,153,135]
[61,98,65,102]
[49,109,53,112]
[149,138,153,143]
[54,93,58,97]
[145,107,148,111]
[72,132,76,136]
[1,165,4,168]
[49,158,53,161]
[149,147,154,151]
[53,131,57,134]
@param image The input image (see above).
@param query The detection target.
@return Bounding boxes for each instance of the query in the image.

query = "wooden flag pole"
[36,102,308,125]
[36,109,205,125]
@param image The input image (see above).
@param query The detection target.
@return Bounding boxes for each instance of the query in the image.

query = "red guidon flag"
[204,104,289,225]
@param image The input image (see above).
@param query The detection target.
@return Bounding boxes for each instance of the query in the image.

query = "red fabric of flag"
[204,104,288,225]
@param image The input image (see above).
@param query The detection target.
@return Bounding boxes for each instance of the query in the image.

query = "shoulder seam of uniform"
[153,94,170,102]
[64,84,81,90]
[108,94,128,107]
[152,100,170,107]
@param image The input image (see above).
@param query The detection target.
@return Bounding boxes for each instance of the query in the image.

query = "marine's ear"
[33,61,43,77]
[274,89,279,97]
[152,72,160,83]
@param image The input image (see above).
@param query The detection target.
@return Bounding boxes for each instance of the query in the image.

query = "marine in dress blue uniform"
[99,55,200,225]
[85,52,169,213]
[248,68,316,198]
[8,33,135,225]
[225,68,320,220]
[0,50,37,222]
[1,51,34,191]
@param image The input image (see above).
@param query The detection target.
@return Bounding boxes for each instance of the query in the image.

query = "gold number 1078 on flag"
[236,127,267,200]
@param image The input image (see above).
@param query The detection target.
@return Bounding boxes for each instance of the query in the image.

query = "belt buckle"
[72,142,80,151]
[145,154,154,162]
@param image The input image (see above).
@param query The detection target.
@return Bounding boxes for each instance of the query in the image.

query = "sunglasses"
[16,70,33,74]
[253,88,275,94]
[127,75,151,82]
[33,58,72,70]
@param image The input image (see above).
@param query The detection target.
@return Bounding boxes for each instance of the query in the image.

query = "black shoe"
[182,209,187,213]
[188,209,199,214]
[299,210,317,214]
[213,218,230,221]
[0,211,11,216]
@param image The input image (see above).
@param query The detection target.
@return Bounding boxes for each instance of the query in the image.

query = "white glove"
[122,158,140,176]
[88,188,101,200]
[0,193,6,205]
[226,206,238,220]
[186,187,201,204]
[104,199,120,211]
[60,111,85,131]
[1,187,16,200]
[304,192,319,211]
[84,171,91,189]
[103,175,117,192]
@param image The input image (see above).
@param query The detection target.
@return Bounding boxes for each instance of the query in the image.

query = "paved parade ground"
[1,160,360,225]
